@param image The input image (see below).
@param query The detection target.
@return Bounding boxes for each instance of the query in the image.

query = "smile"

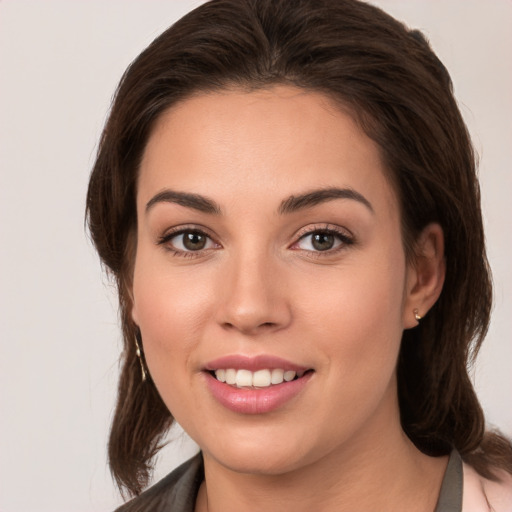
[204,356,314,414]
[213,368,306,388]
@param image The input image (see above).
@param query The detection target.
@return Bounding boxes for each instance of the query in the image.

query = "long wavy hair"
[86,0,512,497]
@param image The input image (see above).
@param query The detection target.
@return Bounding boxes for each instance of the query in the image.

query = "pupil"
[183,232,206,250]
[312,233,334,251]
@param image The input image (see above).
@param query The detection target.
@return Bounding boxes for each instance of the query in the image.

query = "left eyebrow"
[278,187,374,215]
[145,189,221,215]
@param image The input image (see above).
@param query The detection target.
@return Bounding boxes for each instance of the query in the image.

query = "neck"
[196,410,448,512]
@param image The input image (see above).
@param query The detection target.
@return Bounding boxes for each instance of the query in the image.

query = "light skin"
[131,86,447,511]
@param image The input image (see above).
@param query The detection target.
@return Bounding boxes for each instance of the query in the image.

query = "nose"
[216,251,292,336]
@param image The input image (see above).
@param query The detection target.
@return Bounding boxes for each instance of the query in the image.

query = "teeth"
[215,369,226,382]
[236,369,253,387]
[253,369,271,387]
[284,370,296,382]
[214,368,300,388]
[271,368,284,384]
[225,368,237,385]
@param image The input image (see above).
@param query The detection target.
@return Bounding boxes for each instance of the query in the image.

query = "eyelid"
[289,224,355,252]
[157,224,221,255]
[155,223,354,257]
[293,223,353,240]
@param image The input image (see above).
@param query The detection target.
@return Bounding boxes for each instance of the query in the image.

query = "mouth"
[209,368,313,388]
[203,355,314,413]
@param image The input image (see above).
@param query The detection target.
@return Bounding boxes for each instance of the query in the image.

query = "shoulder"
[113,453,204,512]
[463,462,512,512]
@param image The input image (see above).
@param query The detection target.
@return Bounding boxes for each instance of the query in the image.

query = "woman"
[86,0,512,510]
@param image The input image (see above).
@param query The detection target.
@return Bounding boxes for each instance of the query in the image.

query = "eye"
[292,227,353,253]
[159,229,218,253]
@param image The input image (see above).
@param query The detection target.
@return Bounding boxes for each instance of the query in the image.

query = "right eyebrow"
[145,189,221,215]
[278,187,374,215]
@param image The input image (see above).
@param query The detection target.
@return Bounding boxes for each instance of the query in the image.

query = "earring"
[135,330,147,382]
[413,308,422,322]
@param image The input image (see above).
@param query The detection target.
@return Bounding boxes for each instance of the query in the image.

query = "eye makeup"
[156,221,355,260]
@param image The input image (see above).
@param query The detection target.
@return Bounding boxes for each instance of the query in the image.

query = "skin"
[131,86,447,511]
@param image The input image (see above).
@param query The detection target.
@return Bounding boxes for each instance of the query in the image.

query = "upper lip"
[204,354,310,372]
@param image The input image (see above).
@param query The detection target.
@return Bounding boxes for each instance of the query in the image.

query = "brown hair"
[86,0,512,497]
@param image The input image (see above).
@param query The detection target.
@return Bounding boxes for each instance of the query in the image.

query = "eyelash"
[157,226,219,258]
[157,224,354,258]
[291,225,355,257]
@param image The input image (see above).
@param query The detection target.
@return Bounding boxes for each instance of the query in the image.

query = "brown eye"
[311,232,335,251]
[182,232,208,250]
[294,228,353,253]
[160,229,217,253]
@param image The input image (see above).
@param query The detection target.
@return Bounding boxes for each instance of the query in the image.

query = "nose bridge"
[218,243,290,334]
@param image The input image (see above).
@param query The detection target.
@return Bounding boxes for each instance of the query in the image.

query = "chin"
[212,447,305,476]
[199,424,320,476]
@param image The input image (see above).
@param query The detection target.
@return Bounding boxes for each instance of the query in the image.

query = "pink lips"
[204,355,313,415]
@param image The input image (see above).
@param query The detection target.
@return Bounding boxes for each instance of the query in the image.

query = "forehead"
[138,86,398,216]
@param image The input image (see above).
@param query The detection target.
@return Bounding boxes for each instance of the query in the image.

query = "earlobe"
[403,223,446,329]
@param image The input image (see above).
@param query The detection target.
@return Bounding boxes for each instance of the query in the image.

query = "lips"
[204,355,314,414]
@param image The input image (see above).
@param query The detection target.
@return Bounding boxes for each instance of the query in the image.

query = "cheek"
[298,248,407,377]
[297,259,406,435]
[131,252,216,384]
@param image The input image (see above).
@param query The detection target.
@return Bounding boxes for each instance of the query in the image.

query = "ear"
[403,223,446,329]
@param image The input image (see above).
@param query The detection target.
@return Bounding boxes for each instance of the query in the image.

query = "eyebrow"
[145,186,373,216]
[278,187,374,215]
[146,190,221,214]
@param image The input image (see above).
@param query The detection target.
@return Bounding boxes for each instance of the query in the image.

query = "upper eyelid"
[157,228,220,254]
[159,224,217,240]
[157,227,220,256]
[289,224,355,252]
[293,223,353,240]
[156,223,353,249]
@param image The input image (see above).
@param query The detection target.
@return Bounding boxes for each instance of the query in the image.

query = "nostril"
[221,320,277,333]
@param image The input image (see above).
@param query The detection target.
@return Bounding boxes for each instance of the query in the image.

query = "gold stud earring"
[414,308,422,322]
[135,330,147,382]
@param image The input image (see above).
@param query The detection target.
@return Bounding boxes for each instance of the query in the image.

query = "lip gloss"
[204,369,312,414]
[205,354,309,373]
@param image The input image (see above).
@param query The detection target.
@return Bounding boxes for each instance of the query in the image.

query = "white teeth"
[271,368,284,384]
[235,369,253,387]
[252,369,271,387]
[214,369,226,382]
[284,370,297,382]
[225,368,237,385]
[213,368,301,387]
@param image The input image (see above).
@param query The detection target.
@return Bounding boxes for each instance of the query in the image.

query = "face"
[132,86,417,475]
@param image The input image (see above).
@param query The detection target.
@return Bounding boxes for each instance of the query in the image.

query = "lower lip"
[204,372,313,414]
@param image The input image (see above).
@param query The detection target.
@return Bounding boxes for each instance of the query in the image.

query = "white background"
[0,1,510,511]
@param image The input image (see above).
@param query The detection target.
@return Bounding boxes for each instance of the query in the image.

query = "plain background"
[0,1,510,511]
